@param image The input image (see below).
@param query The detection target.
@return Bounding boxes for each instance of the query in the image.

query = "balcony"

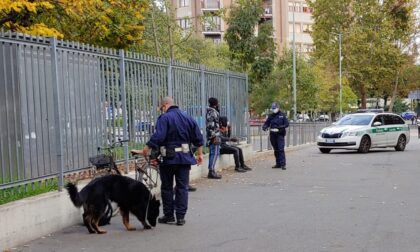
[263,5,273,18]
[202,24,222,34]
[202,0,220,11]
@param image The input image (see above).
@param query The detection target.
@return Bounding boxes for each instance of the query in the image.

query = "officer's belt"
[270,128,280,132]
[160,144,190,157]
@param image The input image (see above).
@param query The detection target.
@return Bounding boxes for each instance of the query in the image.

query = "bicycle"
[130,149,161,191]
[89,138,129,176]
[88,138,129,225]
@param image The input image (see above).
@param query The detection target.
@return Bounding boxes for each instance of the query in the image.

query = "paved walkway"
[13,129,420,252]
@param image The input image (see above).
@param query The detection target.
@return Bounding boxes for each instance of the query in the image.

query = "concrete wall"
[0,144,254,250]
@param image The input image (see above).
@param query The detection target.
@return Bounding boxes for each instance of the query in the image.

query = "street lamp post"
[292,2,297,121]
[331,32,343,118]
[338,33,342,118]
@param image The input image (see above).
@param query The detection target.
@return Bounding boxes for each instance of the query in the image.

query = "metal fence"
[0,31,249,190]
[251,122,330,152]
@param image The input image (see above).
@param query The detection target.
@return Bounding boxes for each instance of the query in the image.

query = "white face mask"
[271,108,279,113]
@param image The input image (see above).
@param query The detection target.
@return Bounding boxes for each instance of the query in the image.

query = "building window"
[289,1,311,13]
[289,22,301,33]
[303,23,312,33]
[178,18,191,29]
[203,16,221,32]
[179,0,189,7]
[302,3,313,13]
[290,2,302,12]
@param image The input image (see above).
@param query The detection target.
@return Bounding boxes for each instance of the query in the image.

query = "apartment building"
[171,0,314,55]
[171,0,234,44]
[262,0,314,55]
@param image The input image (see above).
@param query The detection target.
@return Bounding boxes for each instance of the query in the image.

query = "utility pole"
[331,32,343,118]
[292,1,297,121]
[165,0,174,61]
[338,33,342,118]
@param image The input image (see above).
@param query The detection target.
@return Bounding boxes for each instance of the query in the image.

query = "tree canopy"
[308,0,417,109]
[0,0,148,49]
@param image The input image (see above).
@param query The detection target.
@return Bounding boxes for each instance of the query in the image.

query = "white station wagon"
[317,113,410,153]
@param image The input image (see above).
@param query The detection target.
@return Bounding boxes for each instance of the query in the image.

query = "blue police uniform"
[262,104,289,168]
[147,106,204,221]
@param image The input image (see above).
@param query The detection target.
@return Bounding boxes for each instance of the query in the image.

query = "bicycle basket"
[89,154,112,168]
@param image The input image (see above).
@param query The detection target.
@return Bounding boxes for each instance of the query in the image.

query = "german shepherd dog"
[66,175,160,234]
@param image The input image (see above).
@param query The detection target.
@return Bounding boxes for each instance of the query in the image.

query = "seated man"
[219,116,252,173]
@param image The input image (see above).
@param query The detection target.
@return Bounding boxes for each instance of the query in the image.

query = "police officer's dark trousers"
[220,144,245,167]
[270,132,285,166]
[159,164,190,219]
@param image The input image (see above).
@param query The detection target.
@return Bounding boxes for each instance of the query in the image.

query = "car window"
[383,115,393,125]
[372,115,384,125]
[392,115,405,124]
[336,114,373,125]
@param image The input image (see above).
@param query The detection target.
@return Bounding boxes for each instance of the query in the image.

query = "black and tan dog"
[66,175,160,234]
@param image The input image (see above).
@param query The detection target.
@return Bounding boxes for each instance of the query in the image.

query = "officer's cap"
[271,102,279,109]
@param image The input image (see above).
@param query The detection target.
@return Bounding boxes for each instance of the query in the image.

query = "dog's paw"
[144,225,152,229]
[97,229,107,234]
[126,226,136,231]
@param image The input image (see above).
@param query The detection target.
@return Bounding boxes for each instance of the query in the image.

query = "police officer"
[262,102,289,169]
[143,97,204,226]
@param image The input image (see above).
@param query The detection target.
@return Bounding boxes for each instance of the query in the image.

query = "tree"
[251,50,319,114]
[224,0,276,92]
[0,0,61,37]
[249,22,276,89]
[224,0,263,72]
[313,60,357,114]
[0,0,149,49]
[308,0,417,109]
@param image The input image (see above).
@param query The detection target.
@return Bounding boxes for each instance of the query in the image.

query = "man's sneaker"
[272,165,282,169]
[176,219,186,226]
[188,186,197,192]
[234,166,247,172]
[242,165,252,171]
[281,165,286,170]
[158,216,175,224]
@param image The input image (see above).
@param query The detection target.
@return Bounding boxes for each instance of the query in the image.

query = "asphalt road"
[13,130,420,252]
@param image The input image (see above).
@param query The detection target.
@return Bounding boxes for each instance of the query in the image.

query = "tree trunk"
[388,72,399,112]
[360,85,367,109]
[383,95,388,108]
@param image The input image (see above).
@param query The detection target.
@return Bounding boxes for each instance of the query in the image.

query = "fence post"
[50,37,64,191]
[245,74,251,144]
[119,49,129,173]
[168,60,173,97]
[226,72,231,124]
[200,65,206,140]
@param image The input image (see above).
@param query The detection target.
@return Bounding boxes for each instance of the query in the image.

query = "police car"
[317,113,410,153]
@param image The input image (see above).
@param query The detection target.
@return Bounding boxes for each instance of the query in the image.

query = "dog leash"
[144,191,154,227]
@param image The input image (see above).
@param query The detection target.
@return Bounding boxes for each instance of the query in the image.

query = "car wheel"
[319,148,331,154]
[358,135,371,153]
[394,135,406,151]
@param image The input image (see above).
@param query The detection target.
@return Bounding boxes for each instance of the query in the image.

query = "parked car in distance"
[317,112,410,153]
[400,111,416,120]
[297,114,310,122]
[315,115,330,122]
[135,120,154,132]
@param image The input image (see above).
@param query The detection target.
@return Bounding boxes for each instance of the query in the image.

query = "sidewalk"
[8,130,420,251]
[11,135,420,252]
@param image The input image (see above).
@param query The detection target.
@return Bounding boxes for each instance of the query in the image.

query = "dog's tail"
[65,183,83,208]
